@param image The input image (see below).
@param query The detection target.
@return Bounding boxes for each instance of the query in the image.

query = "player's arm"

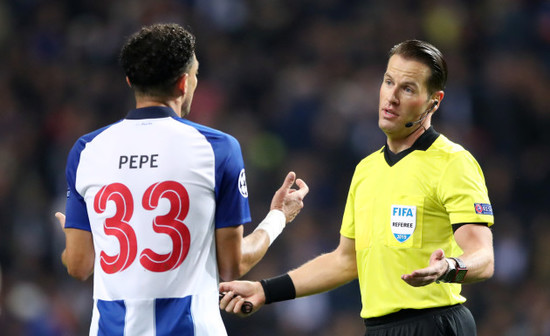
[219,235,357,315]
[56,212,95,281]
[401,224,494,286]
[216,225,266,281]
[216,172,309,281]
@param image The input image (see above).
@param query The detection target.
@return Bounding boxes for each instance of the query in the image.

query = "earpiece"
[405,100,439,128]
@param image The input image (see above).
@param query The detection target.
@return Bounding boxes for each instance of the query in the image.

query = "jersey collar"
[383,126,440,167]
[126,106,179,119]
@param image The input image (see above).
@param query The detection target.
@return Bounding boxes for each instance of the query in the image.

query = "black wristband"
[259,274,296,304]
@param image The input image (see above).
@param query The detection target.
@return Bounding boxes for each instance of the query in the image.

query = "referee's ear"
[431,91,444,110]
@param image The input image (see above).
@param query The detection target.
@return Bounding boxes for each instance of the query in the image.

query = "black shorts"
[363,304,476,336]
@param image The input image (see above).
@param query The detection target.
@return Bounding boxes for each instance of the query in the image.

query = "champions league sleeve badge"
[390,205,417,243]
[238,169,249,198]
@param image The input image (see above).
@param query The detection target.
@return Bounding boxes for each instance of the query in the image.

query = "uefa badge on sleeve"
[474,203,493,215]
[390,205,417,243]
[238,169,248,198]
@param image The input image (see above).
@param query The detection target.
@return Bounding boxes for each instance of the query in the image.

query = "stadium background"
[0,0,549,335]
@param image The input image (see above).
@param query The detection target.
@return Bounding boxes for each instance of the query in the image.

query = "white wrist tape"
[254,209,286,246]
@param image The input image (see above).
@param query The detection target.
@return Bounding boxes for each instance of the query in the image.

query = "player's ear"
[125,76,132,88]
[176,73,189,96]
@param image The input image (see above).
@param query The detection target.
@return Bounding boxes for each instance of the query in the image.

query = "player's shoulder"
[176,118,241,147]
[82,123,120,142]
[71,121,123,152]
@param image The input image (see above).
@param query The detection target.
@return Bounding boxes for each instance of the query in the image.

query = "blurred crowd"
[1,0,549,335]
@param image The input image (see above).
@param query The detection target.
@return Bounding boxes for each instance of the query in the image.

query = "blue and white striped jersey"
[64,106,251,335]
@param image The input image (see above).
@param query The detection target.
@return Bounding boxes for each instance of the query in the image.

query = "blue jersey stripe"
[155,297,194,336]
[97,299,126,336]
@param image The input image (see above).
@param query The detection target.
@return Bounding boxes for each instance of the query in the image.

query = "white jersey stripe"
[65,106,248,335]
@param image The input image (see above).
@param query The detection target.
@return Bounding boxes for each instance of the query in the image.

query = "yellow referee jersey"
[340,127,494,318]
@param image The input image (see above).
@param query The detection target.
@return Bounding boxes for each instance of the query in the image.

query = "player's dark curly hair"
[389,40,447,95]
[120,23,196,97]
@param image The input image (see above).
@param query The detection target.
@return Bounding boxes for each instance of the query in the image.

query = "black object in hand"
[219,292,253,314]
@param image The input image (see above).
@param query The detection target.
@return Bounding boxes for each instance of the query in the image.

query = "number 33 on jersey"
[94,181,191,274]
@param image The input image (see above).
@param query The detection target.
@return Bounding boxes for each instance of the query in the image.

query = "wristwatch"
[436,257,468,283]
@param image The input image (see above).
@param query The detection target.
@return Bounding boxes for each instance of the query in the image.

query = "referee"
[220,40,494,336]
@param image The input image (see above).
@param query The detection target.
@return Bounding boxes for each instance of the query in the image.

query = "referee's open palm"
[401,249,448,287]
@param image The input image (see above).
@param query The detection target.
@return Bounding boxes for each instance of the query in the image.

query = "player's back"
[66,107,246,335]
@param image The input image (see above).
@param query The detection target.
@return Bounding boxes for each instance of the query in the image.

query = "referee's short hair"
[120,23,196,98]
[389,40,447,94]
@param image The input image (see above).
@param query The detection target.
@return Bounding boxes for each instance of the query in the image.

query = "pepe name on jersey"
[390,205,417,243]
[119,154,159,169]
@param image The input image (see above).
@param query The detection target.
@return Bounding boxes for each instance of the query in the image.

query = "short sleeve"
[209,134,251,228]
[340,171,358,239]
[438,151,494,226]
[64,138,92,231]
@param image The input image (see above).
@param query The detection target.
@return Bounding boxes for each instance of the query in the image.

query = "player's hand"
[401,249,448,287]
[219,281,265,316]
[270,171,309,223]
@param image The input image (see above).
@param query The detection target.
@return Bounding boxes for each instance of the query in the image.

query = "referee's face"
[378,55,432,137]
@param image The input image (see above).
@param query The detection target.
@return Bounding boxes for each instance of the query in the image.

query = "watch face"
[442,258,457,282]
[454,269,468,283]
[450,258,467,282]
[437,258,465,283]
[444,270,455,282]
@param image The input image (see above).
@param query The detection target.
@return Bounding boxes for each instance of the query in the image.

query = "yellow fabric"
[340,134,493,318]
